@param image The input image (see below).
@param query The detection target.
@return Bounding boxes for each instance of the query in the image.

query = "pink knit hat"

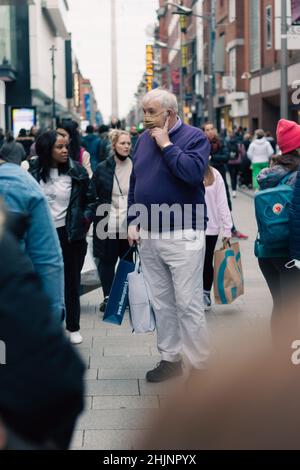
[276,119,300,154]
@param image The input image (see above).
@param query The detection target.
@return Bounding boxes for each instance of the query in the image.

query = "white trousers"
[139,230,210,369]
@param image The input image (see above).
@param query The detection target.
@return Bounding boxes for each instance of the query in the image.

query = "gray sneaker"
[146,360,183,383]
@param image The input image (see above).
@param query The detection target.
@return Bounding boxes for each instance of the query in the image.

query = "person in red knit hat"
[255,119,300,341]
[277,119,300,154]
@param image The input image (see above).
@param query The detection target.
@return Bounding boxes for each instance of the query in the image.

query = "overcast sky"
[67,0,158,123]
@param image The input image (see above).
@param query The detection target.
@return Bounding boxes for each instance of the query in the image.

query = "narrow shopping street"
[71,190,272,450]
[2,0,300,457]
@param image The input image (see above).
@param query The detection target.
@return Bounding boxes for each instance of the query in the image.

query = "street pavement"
[71,190,272,450]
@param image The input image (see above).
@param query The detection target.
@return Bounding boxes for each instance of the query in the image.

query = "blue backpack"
[254,173,294,258]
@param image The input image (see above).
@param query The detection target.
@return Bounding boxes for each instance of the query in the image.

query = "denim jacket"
[0,163,64,323]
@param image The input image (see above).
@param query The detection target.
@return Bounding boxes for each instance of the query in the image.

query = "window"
[228,48,236,91]
[266,5,273,49]
[229,0,236,23]
[0,6,17,68]
[250,0,261,72]
[215,34,225,73]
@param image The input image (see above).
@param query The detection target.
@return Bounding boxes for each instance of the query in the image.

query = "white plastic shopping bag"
[81,236,100,287]
[127,260,156,334]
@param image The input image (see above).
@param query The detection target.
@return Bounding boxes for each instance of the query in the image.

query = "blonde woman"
[203,164,232,310]
[91,129,133,313]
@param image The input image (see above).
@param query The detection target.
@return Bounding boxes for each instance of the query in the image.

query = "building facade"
[0,0,102,133]
[205,0,300,134]
[0,4,30,132]
[80,78,100,128]
[157,1,182,111]
[247,0,300,134]
[209,0,249,132]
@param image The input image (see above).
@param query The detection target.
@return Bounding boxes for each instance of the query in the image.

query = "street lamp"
[50,45,57,129]
[154,41,184,117]
[170,5,216,125]
[165,2,193,15]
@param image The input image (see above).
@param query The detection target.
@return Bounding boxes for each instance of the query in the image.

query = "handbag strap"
[222,239,231,250]
[121,244,137,261]
[114,173,124,197]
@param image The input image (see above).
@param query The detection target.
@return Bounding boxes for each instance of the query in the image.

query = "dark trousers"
[240,157,253,187]
[228,164,240,191]
[57,227,87,332]
[213,164,232,211]
[97,236,133,298]
[258,257,300,338]
[203,235,219,293]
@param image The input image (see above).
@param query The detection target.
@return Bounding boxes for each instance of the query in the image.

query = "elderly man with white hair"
[128,89,211,382]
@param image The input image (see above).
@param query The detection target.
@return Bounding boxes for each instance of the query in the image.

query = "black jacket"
[91,155,134,258]
[91,155,116,205]
[30,158,96,241]
[210,139,229,169]
[0,219,85,449]
[91,155,116,258]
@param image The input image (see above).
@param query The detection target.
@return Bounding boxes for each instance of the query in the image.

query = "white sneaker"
[232,191,237,198]
[70,331,83,345]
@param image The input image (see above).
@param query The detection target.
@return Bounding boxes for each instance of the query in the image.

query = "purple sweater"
[128,122,210,232]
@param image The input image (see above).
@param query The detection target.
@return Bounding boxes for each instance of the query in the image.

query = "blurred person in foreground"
[128,88,210,383]
[0,203,85,449]
[142,314,300,450]
[0,150,64,323]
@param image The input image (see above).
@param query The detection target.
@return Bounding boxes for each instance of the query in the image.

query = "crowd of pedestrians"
[1,88,300,448]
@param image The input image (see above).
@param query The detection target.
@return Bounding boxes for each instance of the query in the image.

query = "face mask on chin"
[115,150,128,162]
[143,111,168,130]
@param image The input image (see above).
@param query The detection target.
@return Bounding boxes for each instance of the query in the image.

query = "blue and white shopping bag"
[103,247,136,325]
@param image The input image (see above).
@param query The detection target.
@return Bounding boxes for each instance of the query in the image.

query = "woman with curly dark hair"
[30,130,95,344]
[57,121,92,177]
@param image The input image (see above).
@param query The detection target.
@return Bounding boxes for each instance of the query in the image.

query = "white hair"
[142,88,178,114]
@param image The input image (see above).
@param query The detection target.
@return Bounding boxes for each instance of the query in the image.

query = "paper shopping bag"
[213,242,244,305]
